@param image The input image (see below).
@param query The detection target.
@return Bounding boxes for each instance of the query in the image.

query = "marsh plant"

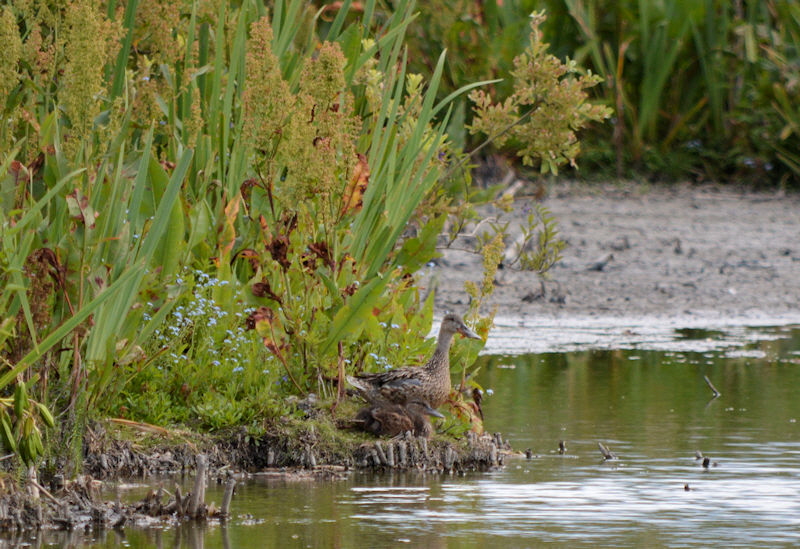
[0,0,604,468]
[468,13,611,175]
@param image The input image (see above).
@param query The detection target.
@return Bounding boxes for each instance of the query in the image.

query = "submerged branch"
[703,375,721,398]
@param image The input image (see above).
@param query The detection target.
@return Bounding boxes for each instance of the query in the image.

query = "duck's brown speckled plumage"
[354,400,443,438]
[348,314,481,408]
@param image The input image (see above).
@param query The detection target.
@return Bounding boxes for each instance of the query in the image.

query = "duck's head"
[407,400,445,418]
[440,313,481,340]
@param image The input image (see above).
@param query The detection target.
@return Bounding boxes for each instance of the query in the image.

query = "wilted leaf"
[340,153,369,217]
[251,278,282,304]
[218,194,241,263]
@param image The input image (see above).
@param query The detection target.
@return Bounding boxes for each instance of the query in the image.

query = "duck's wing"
[378,378,422,403]
[357,366,421,386]
[348,370,423,403]
[346,375,384,404]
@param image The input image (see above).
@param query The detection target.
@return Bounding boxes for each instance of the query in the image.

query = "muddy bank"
[434,181,800,347]
[2,420,510,533]
[82,424,509,481]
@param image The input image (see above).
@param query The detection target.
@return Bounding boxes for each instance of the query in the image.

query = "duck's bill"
[458,326,481,340]
[424,405,445,418]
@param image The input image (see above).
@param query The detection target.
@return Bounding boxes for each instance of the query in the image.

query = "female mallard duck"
[355,399,443,438]
[348,313,481,408]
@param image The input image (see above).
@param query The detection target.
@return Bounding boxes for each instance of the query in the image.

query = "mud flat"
[435,181,800,352]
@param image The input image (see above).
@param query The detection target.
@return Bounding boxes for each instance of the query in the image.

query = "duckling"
[354,399,444,438]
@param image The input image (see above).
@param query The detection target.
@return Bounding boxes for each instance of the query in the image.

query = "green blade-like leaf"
[0,264,145,390]
[321,274,389,355]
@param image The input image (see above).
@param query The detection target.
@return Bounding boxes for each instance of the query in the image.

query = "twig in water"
[598,442,617,460]
[704,375,721,398]
[28,479,60,505]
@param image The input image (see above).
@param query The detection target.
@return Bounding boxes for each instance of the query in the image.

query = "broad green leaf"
[322,274,390,355]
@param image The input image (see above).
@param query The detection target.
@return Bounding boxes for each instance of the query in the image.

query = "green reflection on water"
[476,327,800,458]
[15,326,800,549]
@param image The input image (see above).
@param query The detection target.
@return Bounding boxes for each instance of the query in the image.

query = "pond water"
[21,325,800,548]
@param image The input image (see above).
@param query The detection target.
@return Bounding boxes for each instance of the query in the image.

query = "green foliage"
[0,380,54,466]
[403,0,541,148]
[0,0,586,463]
[514,203,565,273]
[468,12,611,174]
[401,0,800,184]
[117,271,281,430]
[557,0,800,184]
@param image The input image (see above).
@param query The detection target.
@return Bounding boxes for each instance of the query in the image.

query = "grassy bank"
[0,0,599,474]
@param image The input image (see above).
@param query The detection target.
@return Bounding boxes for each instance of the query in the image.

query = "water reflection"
[7,326,800,548]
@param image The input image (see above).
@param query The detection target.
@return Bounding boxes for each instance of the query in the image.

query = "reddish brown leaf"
[251,278,282,304]
[307,241,334,270]
[341,153,369,217]
[240,178,258,203]
[233,248,261,271]
[342,283,358,297]
[265,236,290,270]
